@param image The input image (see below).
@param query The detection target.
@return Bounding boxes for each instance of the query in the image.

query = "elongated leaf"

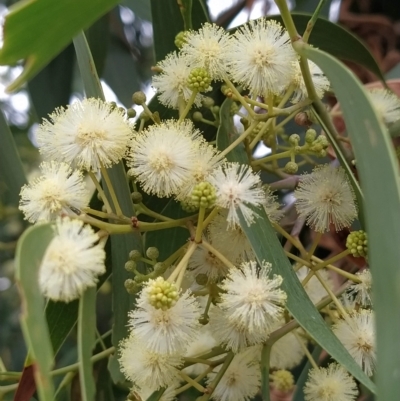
[300,44,400,401]
[231,14,384,81]
[73,30,143,384]
[0,0,119,92]
[78,287,97,401]
[15,223,56,401]
[216,97,375,392]
[0,108,27,205]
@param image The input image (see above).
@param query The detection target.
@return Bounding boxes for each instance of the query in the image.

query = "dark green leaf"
[0,0,120,92]
[301,43,400,401]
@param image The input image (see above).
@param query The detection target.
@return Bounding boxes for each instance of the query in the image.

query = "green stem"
[88,171,112,214]
[178,90,198,122]
[179,370,206,393]
[201,241,236,270]
[168,241,197,284]
[273,0,301,41]
[177,0,193,30]
[252,150,292,166]
[197,352,235,401]
[261,343,272,401]
[217,121,258,161]
[312,249,351,271]
[202,207,219,229]
[135,203,173,221]
[195,206,206,243]
[223,78,256,118]
[307,231,322,261]
[100,165,123,216]
[272,223,307,257]
[303,0,327,43]
[175,366,215,396]
[294,332,318,369]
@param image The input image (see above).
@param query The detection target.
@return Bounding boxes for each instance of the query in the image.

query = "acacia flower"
[119,334,182,390]
[36,98,132,171]
[368,88,400,124]
[226,19,297,96]
[333,310,376,376]
[128,277,202,354]
[181,23,231,80]
[206,351,261,401]
[348,269,372,306]
[294,164,357,232]
[19,161,89,223]
[219,261,287,333]
[127,120,202,197]
[152,51,206,109]
[290,60,330,103]
[304,363,358,401]
[209,163,265,228]
[39,217,106,302]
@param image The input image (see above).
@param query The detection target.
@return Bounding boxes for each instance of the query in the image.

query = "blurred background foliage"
[1,0,400,400]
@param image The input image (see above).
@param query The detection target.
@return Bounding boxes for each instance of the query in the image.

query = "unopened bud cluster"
[174,31,188,48]
[191,182,216,209]
[271,370,295,392]
[147,277,179,310]
[346,230,368,258]
[187,68,211,92]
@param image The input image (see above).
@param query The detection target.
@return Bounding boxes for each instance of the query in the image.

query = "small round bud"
[195,273,208,286]
[284,161,298,174]
[174,31,188,48]
[318,149,327,158]
[127,108,137,119]
[192,111,203,122]
[201,97,215,108]
[288,134,300,146]
[221,85,232,97]
[317,135,329,148]
[305,128,317,143]
[147,277,179,310]
[311,143,322,152]
[346,230,368,258]
[132,91,147,105]
[191,181,216,209]
[118,107,125,114]
[125,260,137,272]
[271,370,294,392]
[294,111,312,127]
[125,279,139,294]
[181,199,198,213]
[146,247,159,260]
[187,68,212,92]
[212,105,220,114]
[154,262,165,273]
[129,250,142,261]
[131,192,143,204]
[109,101,117,110]
[293,145,302,154]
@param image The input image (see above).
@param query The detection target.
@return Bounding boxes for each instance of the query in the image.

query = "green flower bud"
[127,108,137,119]
[132,91,147,105]
[187,68,212,92]
[125,279,140,294]
[154,262,165,273]
[271,370,294,392]
[181,199,198,213]
[192,111,203,122]
[139,111,150,121]
[195,273,208,286]
[201,97,215,108]
[191,181,216,209]
[125,260,137,272]
[174,31,188,48]
[147,277,179,310]
[109,101,117,110]
[212,105,220,114]
[131,191,143,204]
[289,134,300,146]
[146,247,159,260]
[305,129,317,143]
[284,161,299,174]
[129,250,142,261]
[346,230,368,258]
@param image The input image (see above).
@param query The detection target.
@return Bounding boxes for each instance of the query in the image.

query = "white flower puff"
[19,161,90,223]
[127,120,202,198]
[294,164,357,232]
[226,19,297,96]
[36,98,132,171]
[219,261,287,333]
[209,163,265,228]
[128,280,202,354]
[39,217,106,302]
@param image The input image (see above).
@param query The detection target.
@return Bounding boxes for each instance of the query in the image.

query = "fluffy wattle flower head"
[36,98,132,171]
[226,19,297,96]
[19,161,89,223]
[294,165,357,232]
[304,363,358,401]
[368,88,400,124]
[181,23,231,80]
[219,261,287,333]
[119,334,182,390]
[128,278,202,354]
[209,163,265,228]
[333,310,376,376]
[290,60,330,103]
[206,351,261,401]
[39,217,106,302]
[348,269,372,306]
[263,185,284,223]
[127,120,202,197]
[152,51,206,109]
